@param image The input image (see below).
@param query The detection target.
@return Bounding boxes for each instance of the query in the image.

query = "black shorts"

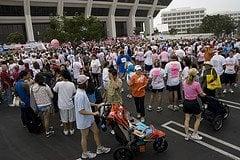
[223,73,236,84]
[151,88,164,93]
[161,62,167,68]
[166,84,180,91]
[145,64,152,72]
[198,61,204,65]
[183,99,201,115]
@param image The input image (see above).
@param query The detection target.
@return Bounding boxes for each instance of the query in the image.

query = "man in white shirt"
[90,54,101,87]
[223,50,238,93]
[175,46,186,62]
[74,75,110,160]
[53,70,76,135]
[165,55,182,111]
[144,46,153,72]
[210,50,226,81]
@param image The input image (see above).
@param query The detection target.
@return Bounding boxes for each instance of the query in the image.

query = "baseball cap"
[77,75,89,84]
[135,65,142,71]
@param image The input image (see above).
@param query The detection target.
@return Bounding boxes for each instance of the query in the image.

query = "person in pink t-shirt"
[159,48,169,68]
[183,68,206,141]
[152,49,159,64]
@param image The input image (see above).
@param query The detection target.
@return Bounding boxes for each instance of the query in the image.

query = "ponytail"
[187,75,195,84]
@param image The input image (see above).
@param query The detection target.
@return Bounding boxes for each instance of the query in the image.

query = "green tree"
[169,28,177,35]
[44,15,105,43]
[6,32,24,44]
[200,14,235,37]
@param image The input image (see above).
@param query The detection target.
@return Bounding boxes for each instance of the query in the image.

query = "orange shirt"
[130,73,148,97]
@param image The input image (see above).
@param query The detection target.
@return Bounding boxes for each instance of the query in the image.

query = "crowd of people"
[0,37,240,159]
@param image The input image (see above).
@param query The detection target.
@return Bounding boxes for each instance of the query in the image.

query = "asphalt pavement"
[0,86,240,160]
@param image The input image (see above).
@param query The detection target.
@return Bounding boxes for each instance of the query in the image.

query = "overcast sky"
[154,0,240,26]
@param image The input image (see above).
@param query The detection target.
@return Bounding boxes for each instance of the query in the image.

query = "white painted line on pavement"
[227,104,240,110]
[219,99,240,106]
[170,121,240,152]
[161,121,240,160]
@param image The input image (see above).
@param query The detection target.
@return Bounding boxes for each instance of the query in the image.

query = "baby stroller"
[99,104,168,160]
[201,96,230,131]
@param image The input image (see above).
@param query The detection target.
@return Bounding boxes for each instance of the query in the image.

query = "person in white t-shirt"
[165,54,182,111]
[148,61,166,112]
[210,50,226,84]
[74,75,111,159]
[90,54,101,87]
[175,47,186,62]
[144,46,153,72]
[197,48,205,69]
[223,50,238,93]
[72,59,83,81]
[53,70,76,135]
[233,48,240,86]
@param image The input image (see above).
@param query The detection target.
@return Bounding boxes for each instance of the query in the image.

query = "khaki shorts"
[59,108,75,123]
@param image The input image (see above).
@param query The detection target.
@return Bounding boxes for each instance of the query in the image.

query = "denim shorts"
[38,105,51,112]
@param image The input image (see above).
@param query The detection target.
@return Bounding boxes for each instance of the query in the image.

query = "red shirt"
[0,71,13,90]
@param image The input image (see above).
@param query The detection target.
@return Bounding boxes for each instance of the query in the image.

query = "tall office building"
[161,7,206,34]
[0,0,172,43]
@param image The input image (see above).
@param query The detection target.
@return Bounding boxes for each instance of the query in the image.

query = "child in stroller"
[99,103,168,160]
[201,96,230,131]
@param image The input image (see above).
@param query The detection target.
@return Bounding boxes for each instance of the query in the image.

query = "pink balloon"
[50,39,60,49]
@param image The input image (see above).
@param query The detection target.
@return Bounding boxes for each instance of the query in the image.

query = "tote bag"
[206,69,222,90]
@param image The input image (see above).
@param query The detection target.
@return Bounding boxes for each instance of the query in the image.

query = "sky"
[154,0,240,27]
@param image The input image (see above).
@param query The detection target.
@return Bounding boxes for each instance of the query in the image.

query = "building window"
[91,8,109,16]
[0,24,26,43]
[136,9,149,17]
[153,10,160,17]
[115,9,130,16]
[0,5,24,16]
[93,0,113,2]
[63,7,85,16]
[157,0,172,6]
[118,0,135,3]
[31,6,57,16]
[139,0,154,4]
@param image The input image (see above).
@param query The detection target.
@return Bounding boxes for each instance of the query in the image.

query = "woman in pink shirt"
[159,48,169,68]
[183,68,206,141]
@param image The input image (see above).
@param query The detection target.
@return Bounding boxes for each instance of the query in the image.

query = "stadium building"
[0,0,172,43]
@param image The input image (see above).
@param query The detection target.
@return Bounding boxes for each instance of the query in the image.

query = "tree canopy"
[7,32,25,44]
[43,15,106,43]
[199,14,235,37]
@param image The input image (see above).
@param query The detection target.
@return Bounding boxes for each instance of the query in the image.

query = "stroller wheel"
[223,105,230,119]
[212,115,223,131]
[113,147,134,160]
[153,137,168,153]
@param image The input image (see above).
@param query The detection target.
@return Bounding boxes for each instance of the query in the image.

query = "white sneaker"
[147,105,153,111]
[110,130,115,135]
[97,146,111,154]
[63,130,69,136]
[173,106,179,111]
[191,134,203,141]
[229,89,234,93]
[167,105,174,110]
[185,134,191,141]
[179,104,183,108]
[140,117,145,122]
[137,114,141,119]
[82,151,97,159]
[70,129,75,135]
[76,158,82,160]
[223,89,227,94]
[156,107,163,112]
